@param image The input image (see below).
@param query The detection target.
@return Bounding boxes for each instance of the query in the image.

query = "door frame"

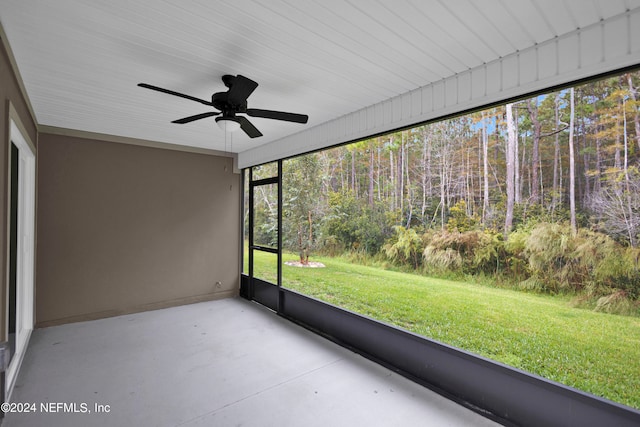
[5,112,36,400]
[247,162,282,312]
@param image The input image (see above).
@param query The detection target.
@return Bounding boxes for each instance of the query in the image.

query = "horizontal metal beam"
[250,177,278,186]
[250,245,278,254]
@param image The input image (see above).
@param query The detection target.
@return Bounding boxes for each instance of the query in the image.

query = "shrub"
[423,245,462,272]
[320,234,343,257]
[383,226,424,269]
[521,222,640,299]
[321,191,393,255]
[594,290,639,316]
[446,200,479,232]
[421,229,503,275]
[505,228,531,280]
[522,222,575,293]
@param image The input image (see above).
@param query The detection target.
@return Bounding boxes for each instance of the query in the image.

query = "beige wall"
[36,133,240,326]
[0,34,38,341]
[2,30,241,330]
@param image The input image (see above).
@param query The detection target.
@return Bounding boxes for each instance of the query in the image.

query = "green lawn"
[249,249,640,409]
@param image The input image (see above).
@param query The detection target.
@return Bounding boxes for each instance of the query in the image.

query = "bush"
[520,222,640,299]
[320,191,393,255]
[422,245,462,272]
[578,236,640,299]
[421,229,504,275]
[320,235,343,257]
[504,227,531,280]
[594,290,639,316]
[472,230,507,274]
[383,226,424,269]
[446,200,479,232]
[522,222,575,293]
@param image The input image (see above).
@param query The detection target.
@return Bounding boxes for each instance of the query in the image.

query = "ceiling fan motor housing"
[212,91,247,115]
[221,74,236,88]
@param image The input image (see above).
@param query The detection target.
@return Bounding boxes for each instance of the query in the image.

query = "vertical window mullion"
[277,160,283,312]
[248,168,254,300]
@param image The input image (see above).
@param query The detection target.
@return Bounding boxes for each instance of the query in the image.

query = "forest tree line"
[252,71,640,313]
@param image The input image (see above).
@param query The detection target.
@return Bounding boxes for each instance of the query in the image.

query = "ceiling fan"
[138,75,308,138]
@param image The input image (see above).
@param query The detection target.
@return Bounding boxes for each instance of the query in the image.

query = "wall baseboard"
[35,290,238,328]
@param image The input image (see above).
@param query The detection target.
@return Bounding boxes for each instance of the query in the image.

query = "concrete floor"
[4,298,501,427]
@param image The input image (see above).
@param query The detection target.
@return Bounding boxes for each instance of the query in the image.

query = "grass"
[249,249,640,410]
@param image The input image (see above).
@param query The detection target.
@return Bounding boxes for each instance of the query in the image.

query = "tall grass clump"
[383,226,424,269]
[520,222,640,314]
[418,229,504,276]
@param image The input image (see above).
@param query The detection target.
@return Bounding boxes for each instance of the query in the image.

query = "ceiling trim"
[238,7,640,169]
[39,125,236,159]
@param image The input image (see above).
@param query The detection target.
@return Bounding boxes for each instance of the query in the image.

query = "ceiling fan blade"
[226,75,259,106]
[246,108,308,124]
[138,83,213,106]
[172,111,219,124]
[237,116,263,138]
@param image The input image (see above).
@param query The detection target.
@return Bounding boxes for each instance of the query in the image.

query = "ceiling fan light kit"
[138,74,308,138]
[215,116,241,132]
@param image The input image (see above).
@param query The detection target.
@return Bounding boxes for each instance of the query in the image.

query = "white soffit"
[0,1,639,164]
[239,4,640,168]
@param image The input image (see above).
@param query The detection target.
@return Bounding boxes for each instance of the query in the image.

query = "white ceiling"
[1,0,639,156]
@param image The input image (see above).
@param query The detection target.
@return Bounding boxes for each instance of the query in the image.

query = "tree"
[568,88,577,233]
[283,155,323,263]
[505,103,517,235]
[589,169,640,247]
[552,93,562,215]
[625,73,640,152]
[368,139,375,206]
[482,111,490,222]
[526,98,542,204]
[419,126,433,224]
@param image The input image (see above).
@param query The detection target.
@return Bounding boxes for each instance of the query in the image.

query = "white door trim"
[5,118,35,400]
